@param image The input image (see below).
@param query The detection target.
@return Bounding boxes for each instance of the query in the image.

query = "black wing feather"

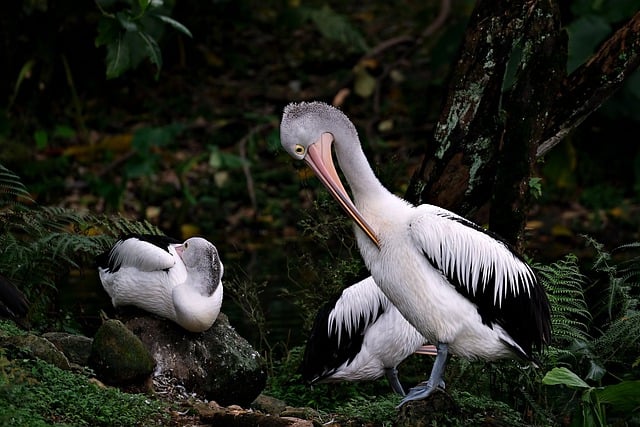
[415,209,551,360]
[299,290,384,384]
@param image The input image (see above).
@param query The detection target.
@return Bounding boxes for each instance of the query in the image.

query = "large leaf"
[595,380,640,414]
[566,15,611,73]
[105,35,131,79]
[542,367,591,389]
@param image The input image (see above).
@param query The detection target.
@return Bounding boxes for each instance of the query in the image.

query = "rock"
[42,331,93,366]
[194,400,314,427]
[252,394,288,415]
[124,312,267,407]
[89,319,155,386]
[0,334,71,370]
[395,390,460,427]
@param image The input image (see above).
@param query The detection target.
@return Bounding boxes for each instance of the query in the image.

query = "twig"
[237,122,274,215]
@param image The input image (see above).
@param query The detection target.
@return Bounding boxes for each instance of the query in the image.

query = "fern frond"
[534,254,591,345]
[593,311,640,365]
[0,163,34,206]
[585,239,640,365]
[0,199,167,328]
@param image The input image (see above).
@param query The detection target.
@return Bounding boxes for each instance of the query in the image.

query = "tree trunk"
[406,1,640,249]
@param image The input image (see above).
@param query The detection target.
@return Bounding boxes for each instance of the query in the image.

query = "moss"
[0,354,168,426]
[89,319,155,384]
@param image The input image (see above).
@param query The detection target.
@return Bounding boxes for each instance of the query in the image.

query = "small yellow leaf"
[353,64,376,98]
[551,224,573,237]
[181,224,201,239]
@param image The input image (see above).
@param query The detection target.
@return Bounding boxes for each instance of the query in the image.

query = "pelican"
[97,234,224,333]
[280,101,552,407]
[300,276,437,395]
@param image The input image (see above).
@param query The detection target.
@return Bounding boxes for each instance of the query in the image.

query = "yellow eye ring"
[294,144,305,155]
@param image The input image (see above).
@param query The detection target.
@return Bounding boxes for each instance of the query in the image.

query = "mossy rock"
[89,319,155,385]
[0,333,71,370]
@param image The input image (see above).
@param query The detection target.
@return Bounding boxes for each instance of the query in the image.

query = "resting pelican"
[300,276,437,395]
[280,101,551,407]
[97,234,224,333]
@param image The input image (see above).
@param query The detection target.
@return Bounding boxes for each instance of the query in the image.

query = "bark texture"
[406,1,640,248]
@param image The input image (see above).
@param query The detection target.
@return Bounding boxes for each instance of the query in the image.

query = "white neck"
[332,122,392,204]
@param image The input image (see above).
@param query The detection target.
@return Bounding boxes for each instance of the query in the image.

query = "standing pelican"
[280,101,551,407]
[301,276,436,395]
[97,234,224,333]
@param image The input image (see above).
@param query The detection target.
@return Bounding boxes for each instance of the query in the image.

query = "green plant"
[87,124,186,211]
[0,164,33,205]
[535,254,591,353]
[95,0,192,79]
[290,4,369,53]
[538,238,640,426]
[0,162,163,329]
[543,367,640,427]
[0,355,169,426]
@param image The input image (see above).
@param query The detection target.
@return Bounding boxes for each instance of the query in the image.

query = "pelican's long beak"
[304,133,380,248]
[174,244,185,259]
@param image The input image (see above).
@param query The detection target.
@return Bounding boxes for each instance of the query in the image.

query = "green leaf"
[595,380,640,414]
[34,130,48,150]
[301,5,369,52]
[542,367,591,389]
[53,125,76,139]
[153,14,193,38]
[95,17,121,47]
[136,31,162,78]
[9,59,36,108]
[138,0,151,12]
[566,15,611,73]
[105,35,131,79]
[116,11,139,32]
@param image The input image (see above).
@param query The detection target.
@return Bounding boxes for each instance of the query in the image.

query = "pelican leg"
[396,342,448,408]
[385,367,406,396]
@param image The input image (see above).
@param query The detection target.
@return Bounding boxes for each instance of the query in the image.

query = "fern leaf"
[0,163,34,205]
[534,254,591,345]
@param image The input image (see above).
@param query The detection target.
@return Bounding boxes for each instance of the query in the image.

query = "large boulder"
[124,312,267,407]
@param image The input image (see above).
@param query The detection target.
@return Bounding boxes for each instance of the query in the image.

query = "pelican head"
[280,102,380,248]
[172,237,224,332]
[176,237,224,295]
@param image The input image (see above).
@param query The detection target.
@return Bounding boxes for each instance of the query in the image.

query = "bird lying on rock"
[97,234,224,333]
[300,275,436,395]
[280,101,551,407]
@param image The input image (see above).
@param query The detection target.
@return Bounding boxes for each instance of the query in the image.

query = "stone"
[252,394,288,415]
[88,319,155,386]
[0,334,71,370]
[395,390,460,427]
[124,312,267,407]
[42,331,93,366]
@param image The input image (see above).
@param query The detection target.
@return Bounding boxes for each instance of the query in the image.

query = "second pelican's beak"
[304,133,380,248]
[174,244,185,259]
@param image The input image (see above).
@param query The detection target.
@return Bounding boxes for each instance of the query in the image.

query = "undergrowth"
[0,349,169,426]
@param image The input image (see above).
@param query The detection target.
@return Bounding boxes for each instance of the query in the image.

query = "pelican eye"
[184,242,189,248]
[294,144,305,156]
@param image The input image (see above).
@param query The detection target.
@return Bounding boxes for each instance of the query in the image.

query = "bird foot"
[396,380,445,408]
